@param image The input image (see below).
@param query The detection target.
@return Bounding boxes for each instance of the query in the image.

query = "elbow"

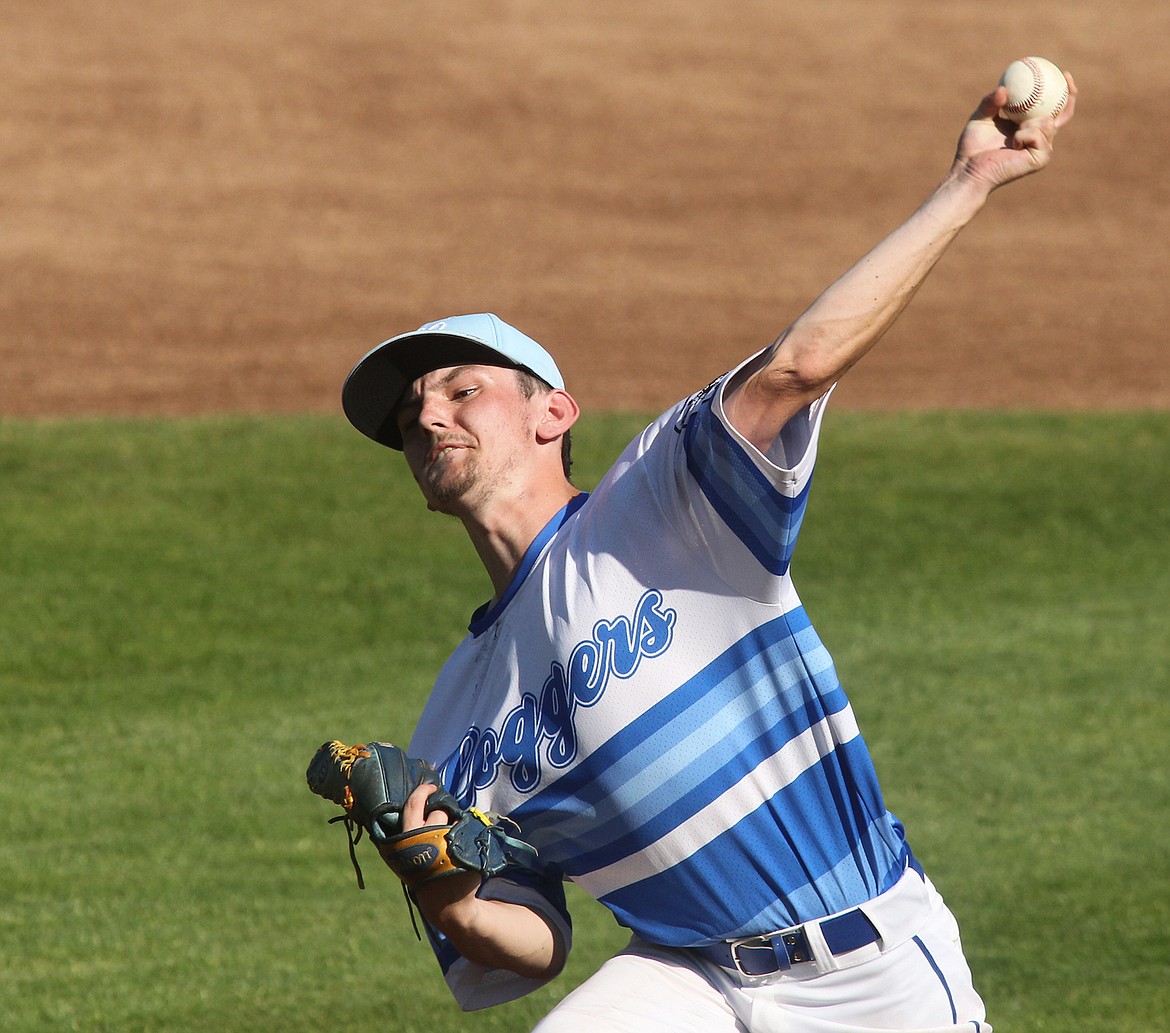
[761,323,860,400]
[754,357,834,403]
[510,938,567,982]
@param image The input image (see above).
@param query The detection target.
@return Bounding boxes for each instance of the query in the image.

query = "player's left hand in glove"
[306,739,545,890]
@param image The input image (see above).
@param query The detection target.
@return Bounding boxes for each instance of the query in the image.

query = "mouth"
[426,441,468,467]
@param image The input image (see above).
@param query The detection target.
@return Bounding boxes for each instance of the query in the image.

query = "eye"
[452,385,478,400]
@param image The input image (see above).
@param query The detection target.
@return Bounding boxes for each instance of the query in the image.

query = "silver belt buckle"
[729,930,801,975]
[730,934,775,975]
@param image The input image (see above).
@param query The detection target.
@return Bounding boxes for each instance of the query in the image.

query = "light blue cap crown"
[342,313,565,450]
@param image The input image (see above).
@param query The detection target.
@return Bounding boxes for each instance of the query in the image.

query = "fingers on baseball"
[1004,71,1076,137]
[1056,71,1078,126]
[966,88,1005,129]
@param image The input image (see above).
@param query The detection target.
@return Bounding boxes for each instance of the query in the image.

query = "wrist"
[922,167,992,228]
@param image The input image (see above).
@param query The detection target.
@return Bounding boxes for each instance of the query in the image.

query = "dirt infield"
[3,1,1168,419]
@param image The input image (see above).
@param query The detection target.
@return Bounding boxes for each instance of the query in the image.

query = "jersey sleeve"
[422,868,573,1011]
[663,348,834,601]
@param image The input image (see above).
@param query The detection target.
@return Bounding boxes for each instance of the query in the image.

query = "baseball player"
[318,73,1076,1031]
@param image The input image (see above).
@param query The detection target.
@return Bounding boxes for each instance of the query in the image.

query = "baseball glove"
[306,739,544,890]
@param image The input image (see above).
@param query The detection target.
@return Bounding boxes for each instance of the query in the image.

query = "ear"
[535,388,580,444]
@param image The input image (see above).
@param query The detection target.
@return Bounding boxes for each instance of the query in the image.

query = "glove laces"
[326,814,424,940]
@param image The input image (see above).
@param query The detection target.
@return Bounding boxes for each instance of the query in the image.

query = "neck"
[461,480,580,603]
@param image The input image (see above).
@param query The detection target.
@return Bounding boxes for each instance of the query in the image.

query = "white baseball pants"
[533,867,990,1033]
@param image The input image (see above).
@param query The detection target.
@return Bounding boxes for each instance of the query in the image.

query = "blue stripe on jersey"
[536,644,844,876]
[597,783,906,944]
[582,732,890,907]
[592,738,900,942]
[728,833,906,938]
[683,396,812,576]
[508,606,843,853]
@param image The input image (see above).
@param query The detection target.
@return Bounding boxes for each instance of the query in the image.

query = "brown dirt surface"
[3,1,1168,420]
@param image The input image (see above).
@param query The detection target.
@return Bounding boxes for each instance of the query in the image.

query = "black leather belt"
[694,908,880,976]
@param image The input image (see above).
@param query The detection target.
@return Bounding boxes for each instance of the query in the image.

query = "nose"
[415,392,452,435]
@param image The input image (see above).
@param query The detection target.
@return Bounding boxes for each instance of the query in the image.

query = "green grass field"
[2,410,1167,1032]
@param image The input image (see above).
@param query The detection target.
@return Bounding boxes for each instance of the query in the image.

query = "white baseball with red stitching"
[999,56,1069,123]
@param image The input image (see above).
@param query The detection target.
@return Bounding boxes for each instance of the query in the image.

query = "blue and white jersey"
[408,350,911,1008]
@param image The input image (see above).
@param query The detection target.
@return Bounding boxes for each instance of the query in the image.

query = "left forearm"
[415,873,565,979]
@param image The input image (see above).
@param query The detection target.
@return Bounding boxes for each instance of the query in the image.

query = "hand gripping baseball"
[951,67,1077,192]
[306,740,545,889]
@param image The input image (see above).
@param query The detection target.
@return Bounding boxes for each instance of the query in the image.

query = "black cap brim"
[341,333,529,450]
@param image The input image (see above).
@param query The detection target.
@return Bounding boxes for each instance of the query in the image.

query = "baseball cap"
[341,312,565,450]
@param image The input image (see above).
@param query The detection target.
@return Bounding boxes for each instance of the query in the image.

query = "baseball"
[999,56,1069,123]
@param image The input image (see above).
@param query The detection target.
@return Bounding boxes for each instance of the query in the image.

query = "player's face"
[396,364,539,515]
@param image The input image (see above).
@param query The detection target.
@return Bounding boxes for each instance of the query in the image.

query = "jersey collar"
[468,492,590,637]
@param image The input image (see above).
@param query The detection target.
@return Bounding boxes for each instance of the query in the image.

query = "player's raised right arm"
[723,72,1077,454]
